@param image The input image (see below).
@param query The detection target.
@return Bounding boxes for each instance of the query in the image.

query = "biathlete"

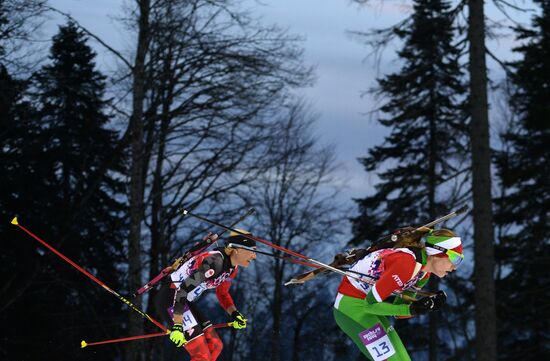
[333,228,464,361]
[155,230,257,360]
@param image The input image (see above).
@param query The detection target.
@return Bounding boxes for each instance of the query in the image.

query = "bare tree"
[0,0,47,72]
[137,0,314,318]
[104,2,315,360]
[233,100,346,361]
[127,1,151,361]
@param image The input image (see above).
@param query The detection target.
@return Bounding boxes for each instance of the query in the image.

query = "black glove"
[409,297,435,315]
[409,291,447,315]
[431,290,447,311]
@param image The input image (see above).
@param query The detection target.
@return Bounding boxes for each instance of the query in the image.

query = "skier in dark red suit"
[155,230,256,361]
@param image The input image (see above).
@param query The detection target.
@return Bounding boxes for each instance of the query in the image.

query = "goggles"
[426,243,464,266]
[227,243,257,252]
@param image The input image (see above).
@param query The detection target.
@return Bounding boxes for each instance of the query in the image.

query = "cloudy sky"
[44,0,527,209]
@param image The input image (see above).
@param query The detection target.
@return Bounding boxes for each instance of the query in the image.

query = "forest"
[1,0,548,360]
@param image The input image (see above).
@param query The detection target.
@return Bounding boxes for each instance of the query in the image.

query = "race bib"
[181,304,198,331]
[358,323,396,361]
[167,305,198,331]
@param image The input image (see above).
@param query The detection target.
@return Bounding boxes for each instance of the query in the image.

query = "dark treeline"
[1,18,128,361]
[1,0,548,361]
[494,0,550,358]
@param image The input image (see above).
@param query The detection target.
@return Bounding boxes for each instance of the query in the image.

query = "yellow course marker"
[81,340,87,348]
[11,217,18,225]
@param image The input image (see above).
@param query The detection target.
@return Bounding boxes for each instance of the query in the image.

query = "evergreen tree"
[352,0,467,241]
[1,22,128,361]
[495,1,550,358]
[33,20,129,354]
[351,0,468,359]
[0,56,62,361]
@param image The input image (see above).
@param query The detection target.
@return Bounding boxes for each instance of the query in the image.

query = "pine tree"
[495,1,550,358]
[3,21,128,360]
[0,59,63,361]
[33,21,127,264]
[351,0,468,359]
[352,0,467,241]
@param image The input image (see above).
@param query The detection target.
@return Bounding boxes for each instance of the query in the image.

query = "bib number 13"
[372,340,392,357]
[358,323,396,361]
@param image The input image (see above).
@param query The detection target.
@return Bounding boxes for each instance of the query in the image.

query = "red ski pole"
[81,323,234,348]
[11,217,168,332]
[81,331,169,348]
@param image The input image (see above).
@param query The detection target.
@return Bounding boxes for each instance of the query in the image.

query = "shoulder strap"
[405,247,426,278]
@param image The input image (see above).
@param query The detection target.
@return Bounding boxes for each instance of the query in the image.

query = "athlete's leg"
[184,302,220,360]
[333,294,411,361]
[333,306,377,360]
[203,327,223,360]
[184,335,212,361]
[376,317,410,361]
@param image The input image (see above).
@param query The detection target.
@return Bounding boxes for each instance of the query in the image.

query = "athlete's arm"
[216,268,238,314]
[393,273,430,304]
[363,252,417,317]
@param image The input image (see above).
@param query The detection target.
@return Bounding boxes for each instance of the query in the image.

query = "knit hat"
[225,229,257,251]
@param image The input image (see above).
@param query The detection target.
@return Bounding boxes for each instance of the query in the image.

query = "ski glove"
[409,297,436,315]
[230,310,247,329]
[409,291,447,315]
[169,323,186,347]
[431,290,447,311]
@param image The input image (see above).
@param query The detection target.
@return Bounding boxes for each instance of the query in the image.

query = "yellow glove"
[230,310,247,329]
[169,323,186,347]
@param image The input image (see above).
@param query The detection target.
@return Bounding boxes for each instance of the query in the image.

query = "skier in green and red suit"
[333,228,464,361]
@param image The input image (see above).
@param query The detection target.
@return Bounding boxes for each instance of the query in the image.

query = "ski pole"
[285,266,435,297]
[81,323,234,348]
[181,209,436,297]
[183,207,256,250]
[11,217,168,332]
[81,331,169,348]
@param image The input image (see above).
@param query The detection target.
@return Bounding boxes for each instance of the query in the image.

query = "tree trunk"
[127,1,151,361]
[291,316,304,361]
[146,115,169,361]
[270,258,283,361]
[428,108,439,361]
[467,1,497,360]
